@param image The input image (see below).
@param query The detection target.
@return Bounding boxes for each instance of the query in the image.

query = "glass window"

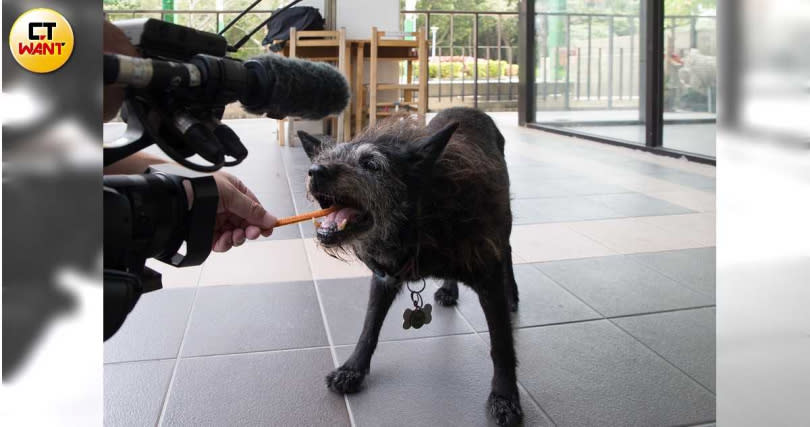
[533,0,645,145]
[662,0,717,157]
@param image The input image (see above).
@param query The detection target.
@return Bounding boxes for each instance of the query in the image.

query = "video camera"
[103,0,349,340]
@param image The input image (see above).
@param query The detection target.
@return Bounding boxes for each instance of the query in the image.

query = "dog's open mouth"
[311,193,373,245]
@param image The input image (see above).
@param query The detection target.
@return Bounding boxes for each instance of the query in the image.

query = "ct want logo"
[9,8,74,73]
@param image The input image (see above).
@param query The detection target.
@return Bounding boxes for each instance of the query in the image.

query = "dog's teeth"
[337,219,348,231]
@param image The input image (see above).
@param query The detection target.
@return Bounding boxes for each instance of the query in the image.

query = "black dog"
[298,107,521,426]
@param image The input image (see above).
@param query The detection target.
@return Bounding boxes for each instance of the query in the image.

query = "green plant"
[411,59,518,80]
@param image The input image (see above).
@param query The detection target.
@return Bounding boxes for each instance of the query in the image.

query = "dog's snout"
[308,164,329,179]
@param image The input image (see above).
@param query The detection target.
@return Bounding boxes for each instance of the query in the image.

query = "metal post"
[437,44,442,102]
[522,3,536,124]
[608,15,614,109]
[619,47,623,100]
[644,0,664,148]
[473,13,479,108]
[429,13,439,103]
[564,14,571,110]
[555,46,560,103]
[690,16,697,48]
[486,45,491,102]
[576,47,581,100]
[587,15,592,100]
[630,18,635,100]
[597,47,601,100]
[495,15,502,101]
[162,0,174,23]
[543,55,547,100]
[508,45,513,101]
[450,14,455,101]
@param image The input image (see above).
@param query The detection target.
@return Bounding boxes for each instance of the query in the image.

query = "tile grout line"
[155,271,203,426]
[279,143,358,427]
[465,305,715,334]
[623,251,717,300]
[527,264,717,398]
[440,286,559,427]
[558,215,708,255]
[609,319,716,396]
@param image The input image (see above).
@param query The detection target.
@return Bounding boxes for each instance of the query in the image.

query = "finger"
[232,228,246,246]
[213,230,233,252]
[245,225,261,240]
[221,185,277,228]
[229,175,260,203]
[261,227,274,237]
[228,214,244,228]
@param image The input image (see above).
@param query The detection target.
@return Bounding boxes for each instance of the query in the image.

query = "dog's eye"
[360,156,380,171]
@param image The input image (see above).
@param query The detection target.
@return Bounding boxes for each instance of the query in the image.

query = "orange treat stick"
[274,206,338,227]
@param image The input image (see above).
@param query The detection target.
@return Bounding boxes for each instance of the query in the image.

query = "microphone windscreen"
[242,54,350,120]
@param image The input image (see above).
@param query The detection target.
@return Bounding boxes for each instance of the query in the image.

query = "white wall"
[337,0,399,39]
[337,0,400,102]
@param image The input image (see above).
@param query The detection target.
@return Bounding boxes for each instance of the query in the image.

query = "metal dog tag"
[403,280,432,330]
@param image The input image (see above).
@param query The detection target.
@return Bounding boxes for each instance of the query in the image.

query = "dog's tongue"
[319,206,361,231]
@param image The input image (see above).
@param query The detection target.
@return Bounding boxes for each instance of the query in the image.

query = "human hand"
[209,171,277,252]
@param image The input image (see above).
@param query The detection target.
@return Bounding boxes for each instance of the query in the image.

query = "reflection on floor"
[534,109,717,157]
[104,113,716,426]
[574,123,717,156]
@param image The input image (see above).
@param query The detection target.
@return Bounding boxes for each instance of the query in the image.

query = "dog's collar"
[371,195,423,285]
[371,256,417,285]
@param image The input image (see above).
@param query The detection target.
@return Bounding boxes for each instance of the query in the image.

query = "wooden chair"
[367,27,428,127]
[278,27,348,146]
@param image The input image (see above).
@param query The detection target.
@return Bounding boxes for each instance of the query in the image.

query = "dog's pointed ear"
[297,131,323,161]
[409,122,458,169]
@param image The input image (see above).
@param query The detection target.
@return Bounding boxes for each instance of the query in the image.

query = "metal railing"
[104,9,715,113]
[103,9,276,59]
[401,10,520,111]
[402,10,715,112]
[530,12,716,113]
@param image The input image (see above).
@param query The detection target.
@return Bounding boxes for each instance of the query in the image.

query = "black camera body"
[103,18,242,339]
[104,18,255,172]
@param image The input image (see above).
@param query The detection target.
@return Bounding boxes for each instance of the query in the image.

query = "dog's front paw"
[326,367,366,394]
[488,392,523,426]
[434,287,458,306]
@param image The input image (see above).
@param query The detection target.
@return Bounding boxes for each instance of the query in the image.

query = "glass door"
[662,0,717,157]
[533,0,646,145]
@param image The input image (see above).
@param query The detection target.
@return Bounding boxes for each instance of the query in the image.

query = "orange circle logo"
[9,8,74,73]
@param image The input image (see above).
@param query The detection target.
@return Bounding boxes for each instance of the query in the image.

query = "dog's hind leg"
[503,245,519,312]
[326,275,398,394]
[434,279,459,306]
[476,262,523,426]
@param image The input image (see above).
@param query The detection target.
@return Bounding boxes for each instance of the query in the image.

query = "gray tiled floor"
[104,288,195,363]
[318,277,474,345]
[628,247,716,300]
[514,320,715,426]
[104,115,715,426]
[182,282,329,357]
[453,264,601,331]
[585,193,695,217]
[104,359,175,427]
[163,348,349,426]
[536,255,713,317]
[613,307,716,392]
[336,335,555,427]
[512,196,625,224]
